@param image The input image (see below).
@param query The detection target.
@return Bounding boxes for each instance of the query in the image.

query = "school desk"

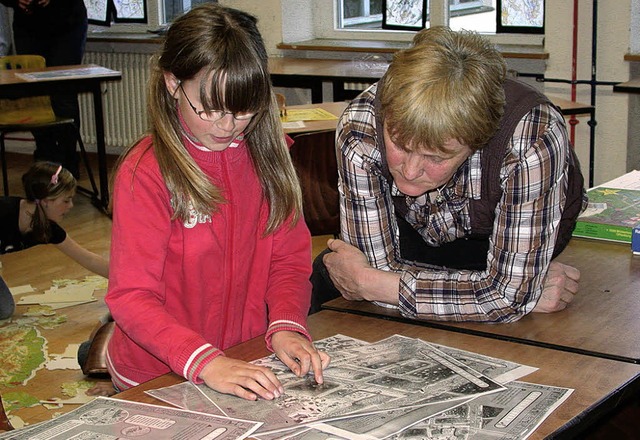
[280,98,590,137]
[113,310,640,439]
[269,57,594,115]
[613,77,640,94]
[323,238,640,364]
[269,57,390,104]
[0,64,121,211]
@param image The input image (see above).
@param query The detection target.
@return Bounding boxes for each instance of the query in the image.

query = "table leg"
[92,85,110,212]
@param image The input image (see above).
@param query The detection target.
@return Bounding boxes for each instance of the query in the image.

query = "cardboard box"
[572,187,640,243]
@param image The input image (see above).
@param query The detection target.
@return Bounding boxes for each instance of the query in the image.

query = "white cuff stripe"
[269,319,305,329]
[183,343,214,378]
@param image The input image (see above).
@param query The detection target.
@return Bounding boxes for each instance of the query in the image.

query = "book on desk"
[572,170,640,244]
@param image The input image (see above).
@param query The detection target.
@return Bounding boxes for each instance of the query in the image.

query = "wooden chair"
[289,130,340,237]
[0,394,14,432]
[0,55,98,198]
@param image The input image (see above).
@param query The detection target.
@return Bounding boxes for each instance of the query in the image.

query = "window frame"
[381,0,427,31]
[316,0,544,47]
[495,0,545,35]
[87,0,148,26]
[89,0,545,49]
[324,0,544,47]
[450,0,485,13]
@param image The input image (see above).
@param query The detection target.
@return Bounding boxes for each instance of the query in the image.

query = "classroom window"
[163,0,216,23]
[339,0,383,29]
[337,0,539,34]
[450,0,485,12]
[449,0,497,33]
[87,0,148,25]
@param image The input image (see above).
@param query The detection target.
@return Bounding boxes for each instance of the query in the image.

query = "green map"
[573,187,640,242]
[1,391,40,412]
[0,324,47,387]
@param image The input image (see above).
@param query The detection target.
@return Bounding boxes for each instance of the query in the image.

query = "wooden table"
[546,95,594,116]
[0,64,122,211]
[281,99,589,136]
[613,78,640,94]
[324,238,640,364]
[269,57,389,103]
[282,101,347,135]
[114,310,640,439]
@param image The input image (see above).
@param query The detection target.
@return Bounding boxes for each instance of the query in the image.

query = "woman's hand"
[533,261,580,313]
[323,239,371,301]
[199,356,283,401]
[324,239,401,305]
[271,331,330,384]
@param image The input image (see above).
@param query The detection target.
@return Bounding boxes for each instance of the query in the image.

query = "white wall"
[545,1,634,186]
[631,0,640,53]
[219,0,286,57]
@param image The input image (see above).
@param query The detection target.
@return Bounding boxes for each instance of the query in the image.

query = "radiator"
[79,52,151,154]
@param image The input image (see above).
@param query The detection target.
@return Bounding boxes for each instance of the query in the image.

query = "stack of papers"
[147,334,572,439]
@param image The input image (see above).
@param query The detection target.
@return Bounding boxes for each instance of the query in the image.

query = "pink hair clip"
[51,165,62,185]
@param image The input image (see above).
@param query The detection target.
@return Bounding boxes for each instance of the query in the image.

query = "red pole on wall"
[569,0,580,146]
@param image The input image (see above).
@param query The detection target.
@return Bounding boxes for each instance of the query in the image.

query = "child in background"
[105,4,330,401]
[0,162,109,319]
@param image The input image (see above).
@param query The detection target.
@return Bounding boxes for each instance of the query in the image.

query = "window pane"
[341,0,383,29]
[370,0,382,15]
[384,0,425,30]
[337,0,503,33]
[164,0,216,23]
[500,0,544,28]
[343,0,363,19]
[114,0,146,20]
[449,0,496,33]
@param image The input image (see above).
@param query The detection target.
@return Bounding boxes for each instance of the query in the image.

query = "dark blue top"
[0,0,87,37]
[0,196,66,254]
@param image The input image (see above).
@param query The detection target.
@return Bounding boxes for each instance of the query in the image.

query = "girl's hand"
[199,356,283,401]
[271,331,331,384]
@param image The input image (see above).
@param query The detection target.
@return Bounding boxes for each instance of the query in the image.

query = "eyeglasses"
[178,83,256,122]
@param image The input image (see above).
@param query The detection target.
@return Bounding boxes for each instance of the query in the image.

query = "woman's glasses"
[179,83,256,122]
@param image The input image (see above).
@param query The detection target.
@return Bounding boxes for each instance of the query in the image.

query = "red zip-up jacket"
[106,134,312,390]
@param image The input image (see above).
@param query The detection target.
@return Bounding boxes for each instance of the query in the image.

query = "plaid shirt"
[337,83,584,323]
